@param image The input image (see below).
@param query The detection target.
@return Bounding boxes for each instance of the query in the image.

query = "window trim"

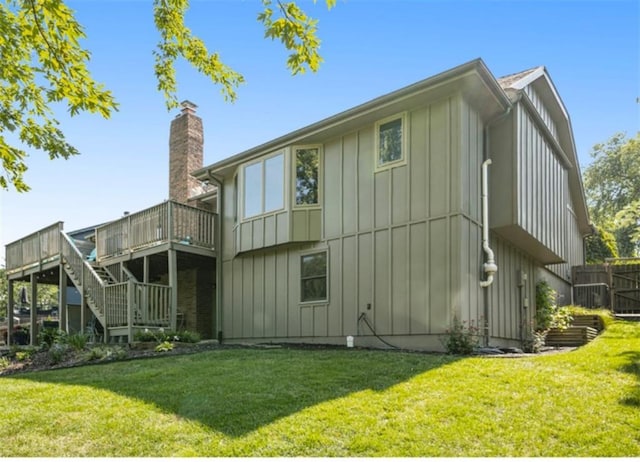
[374,111,408,172]
[292,144,322,209]
[241,150,286,220]
[299,249,329,304]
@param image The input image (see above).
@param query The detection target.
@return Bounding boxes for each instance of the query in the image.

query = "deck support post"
[80,263,85,337]
[29,273,38,346]
[59,268,67,333]
[168,249,178,331]
[127,279,135,343]
[7,279,14,347]
[142,256,149,324]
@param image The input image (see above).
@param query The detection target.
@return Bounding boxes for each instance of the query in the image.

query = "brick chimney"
[169,100,203,204]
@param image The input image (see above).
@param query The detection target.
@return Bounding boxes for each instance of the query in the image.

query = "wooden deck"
[4,201,218,343]
[96,201,216,262]
[5,201,217,278]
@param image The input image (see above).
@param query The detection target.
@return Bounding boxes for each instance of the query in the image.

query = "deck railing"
[5,222,63,273]
[105,281,171,328]
[134,283,172,327]
[105,283,129,326]
[95,201,216,261]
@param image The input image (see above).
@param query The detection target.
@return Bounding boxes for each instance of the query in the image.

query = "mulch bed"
[0,340,576,376]
[0,341,226,376]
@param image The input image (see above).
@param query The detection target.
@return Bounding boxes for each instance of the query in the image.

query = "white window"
[300,251,328,303]
[375,112,407,170]
[294,146,320,207]
[243,152,285,219]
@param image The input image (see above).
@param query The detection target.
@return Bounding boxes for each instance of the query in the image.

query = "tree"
[1,0,335,192]
[583,132,640,259]
[584,226,618,264]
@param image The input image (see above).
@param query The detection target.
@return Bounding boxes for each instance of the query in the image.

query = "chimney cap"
[180,100,198,115]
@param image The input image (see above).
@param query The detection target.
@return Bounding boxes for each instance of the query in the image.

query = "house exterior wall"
[490,88,585,302]
[515,103,567,260]
[218,95,499,350]
[212,68,588,351]
[486,233,537,345]
[489,102,569,265]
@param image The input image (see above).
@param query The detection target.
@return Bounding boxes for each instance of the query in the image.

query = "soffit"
[194,58,511,179]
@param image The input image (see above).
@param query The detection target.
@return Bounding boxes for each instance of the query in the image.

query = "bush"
[66,332,89,351]
[442,317,480,355]
[12,346,36,361]
[535,281,573,331]
[38,328,67,350]
[523,328,547,353]
[134,328,200,344]
[171,330,200,343]
[155,341,174,352]
[48,343,69,365]
[82,345,127,362]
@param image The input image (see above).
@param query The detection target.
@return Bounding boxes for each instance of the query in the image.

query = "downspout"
[481,105,511,347]
[206,169,224,344]
[479,158,497,288]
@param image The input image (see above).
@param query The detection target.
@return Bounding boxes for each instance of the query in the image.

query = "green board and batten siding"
[217,95,525,348]
[490,86,584,289]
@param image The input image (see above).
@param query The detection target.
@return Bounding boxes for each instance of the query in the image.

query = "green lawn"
[1,322,638,457]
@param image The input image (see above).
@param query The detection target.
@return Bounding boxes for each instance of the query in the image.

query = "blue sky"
[1,0,638,262]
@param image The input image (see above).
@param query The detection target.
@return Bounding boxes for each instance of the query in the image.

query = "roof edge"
[194,58,511,178]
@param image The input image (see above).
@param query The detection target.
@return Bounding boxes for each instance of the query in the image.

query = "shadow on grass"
[18,346,459,437]
[619,350,640,407]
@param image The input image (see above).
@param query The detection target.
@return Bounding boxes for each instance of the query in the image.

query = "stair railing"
[60,232,107,322]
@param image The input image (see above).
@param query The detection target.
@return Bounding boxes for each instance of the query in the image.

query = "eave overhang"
[193,58,512,180]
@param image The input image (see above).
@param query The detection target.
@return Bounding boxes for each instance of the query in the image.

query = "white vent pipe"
[480,159,497,288]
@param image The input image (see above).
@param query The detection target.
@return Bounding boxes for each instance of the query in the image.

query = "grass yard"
[0,322,638,457]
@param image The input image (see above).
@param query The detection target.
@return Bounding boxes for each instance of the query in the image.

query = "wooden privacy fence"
[573,262,640,314]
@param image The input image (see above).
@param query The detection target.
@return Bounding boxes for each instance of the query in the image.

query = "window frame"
[374,112,408,172]
[241,150,286,220]
[292,144,322,209]
[299,249,329,304]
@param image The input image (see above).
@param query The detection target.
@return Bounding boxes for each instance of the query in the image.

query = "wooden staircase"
[60,231,120,338]
[59,230,174,343]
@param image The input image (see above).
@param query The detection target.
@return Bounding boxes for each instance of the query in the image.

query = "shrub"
[134,329,160,342]
[0,357,10,370]
[38,328,67,350]
[155,341,174,352]
[83,345,127,362]
[134,328,200,344]
[523,327,547,353]
[535,281,573,331]
[48,343,69,365]
[66,333,89,351]
[442,317,480,355]
[171,330,200,343]
[12,346,36,361]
